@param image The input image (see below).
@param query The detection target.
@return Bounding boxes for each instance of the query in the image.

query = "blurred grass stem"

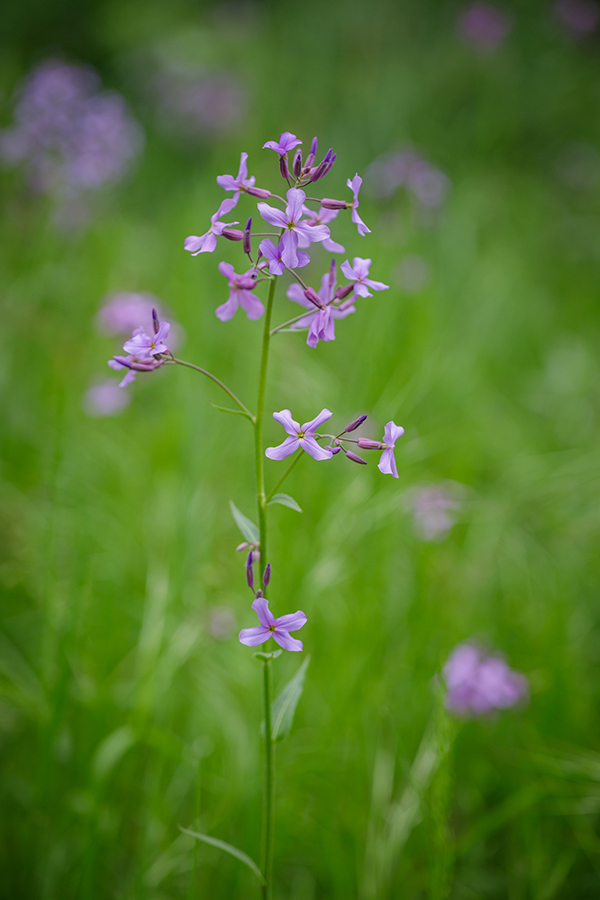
[254,276,276,583]
[172,357,254,421]
[266,450,303,501]
[260,657,274,900]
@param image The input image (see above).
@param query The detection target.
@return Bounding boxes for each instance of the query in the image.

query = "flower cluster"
[238,556,307,652]
[443,643,528,716]
[108,308,171,387]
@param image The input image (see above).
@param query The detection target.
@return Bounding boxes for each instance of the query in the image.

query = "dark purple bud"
[335,283,355,300]
[310,151,333,183]
[263,563,271,587]
[152,308,159,334]
[329,258,336,288]
[345,450,367,465]
[113,355,157,371]
[279,154,289,180]
[243,217,252,255]
[246,186,272,199]
[246,550,254,588]
[223,228,244,241]
[304,287,323,308]
[305,136,318,169]
[330,446,341,455]
[357,438,385,450]
[344,414,368,433]
[321,198,348,210]
[322,152,337,176]
[293,148,303,178]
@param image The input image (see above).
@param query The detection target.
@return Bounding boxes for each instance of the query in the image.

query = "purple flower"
[297,206,345,254]
[265,408,333,461]
[458,3,511,49]
[408,483,462,541]
[340,257,390,298]
[108,350,163,387]
[262,132,302,155]
[123,321,170,357]
[216,262,264,321]
[287,271,356,348]
[555,0,600,34]
[184,199,238,255]
[216,151,256,208]
[238,596,307,652]
[257,188,330,267]
[346,174,371,236]
[84,380,131,416]
[96,291,161,336]
[377,421,404,478]
[258,238,310,275]
[443,643,528,716]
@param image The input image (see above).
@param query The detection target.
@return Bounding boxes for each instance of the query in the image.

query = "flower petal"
[218,261,236,280]
[239,626,270,647]
[216,174,237,191]
[273,630,303,651]
[364,277,390,292]
[351,208,371,235]
[378,447,398,478]
[265,436,300,460]
[286,188,306,223]
[340,260,357,281]
[299,436,333,460]
[215,295,239,321]
[258,238,279,260]
[273,409,301,434]
[297,222,330,243]
[238,291,265,320]
[296,251,311,267]
[184,235,203,253]
[286,284,312,308]
[274,610,307,631]
[252,596,276,627]
[383,420,405,446]
[237,151,249,182]
[322,237,345,254]
[302,408,333,433]
[257,202,288,229]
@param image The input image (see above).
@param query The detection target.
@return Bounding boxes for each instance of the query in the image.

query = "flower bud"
[357,439,385,450]
[321,198,348,210]
[246,550,254,588]
[236,542,249,552]
[243,217,252,255]
[322,153,337,177]
[329,258,336,289]
[293,148,303,178]
[329,446,341,455]
[344,414,367,433]
[305,136,318,169]
[279,154,289,180]
[152,308,159,334]
[238,276,257,290]
[263,563,271,587]
[309,149,333,183]
[345,450,367,465]
[222,228,244,241]
[246,186,272,199]
[303,287,323,308]
[335,283,355,300]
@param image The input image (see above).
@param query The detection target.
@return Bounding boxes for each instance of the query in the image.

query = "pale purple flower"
[151,70,247,140]
[340,257,390,298]
[262,132,302,155]
[555,0,600,34]
[265,408,333,461]
[83,380,131,416]
[216,151,256,208]
[216,262,264,321]
[96,292,162,335]
[123,321,170,357]
[377,421,404,478]
[184,199,238,255]
[257,188,330,266]
[408,483,462,541]
[287,271,356,348]
[258,238,309,275]
[443,643,528,716]
[238,596,307,651]
[346,174,371,236]
[297,206,345,254]
[458,3,511,49]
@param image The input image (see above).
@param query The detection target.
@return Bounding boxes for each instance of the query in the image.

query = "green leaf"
[229,501,259,544]
[178,826,266,886]
[271,655,310,742]
[268,493,303,513]
[254,649,282,661]
[210,402,253,421]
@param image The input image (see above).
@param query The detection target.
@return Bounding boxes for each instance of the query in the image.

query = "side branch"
[171,357,255,422]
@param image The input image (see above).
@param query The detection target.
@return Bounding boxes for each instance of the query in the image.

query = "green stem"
[260,659,274,899]
[172,357,255,422]
[266,451,303,502]
[254,276,277,583]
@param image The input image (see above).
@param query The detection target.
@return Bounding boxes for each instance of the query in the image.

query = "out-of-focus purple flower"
[340,257,389,298]
[123,321,170,356]
[208,606,237,640]
[258,238,310,275]
[555,0,600,34]
[443,643,528,716]
[216,261,264,321]
[365,147,450,210]
[262,132,302,155]
[184,199,238,255]
[257,188,330,266]
[458,3,512,49]
[95,292,161,335]
[216,151,256,208]
[238,596,307,651]
[298,206,345,254]
[265,408,333,461]
[83,380,131,416]
[377,421,404,478]
[287,270,356,348]
[346,174,371,236]
[151,69,247,140]
[408,483,462,541]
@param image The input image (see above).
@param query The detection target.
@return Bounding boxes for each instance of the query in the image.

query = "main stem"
[260,658,274,899]
[254,276,276,584]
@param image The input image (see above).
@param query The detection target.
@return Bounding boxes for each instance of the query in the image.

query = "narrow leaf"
[271,656,310,742]
[229,501,259,544]
[178,826,266,886]
[268,493,303,513]
[211,402,253,421]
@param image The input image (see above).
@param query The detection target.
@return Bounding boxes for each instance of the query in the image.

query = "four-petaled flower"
[378,421,404,478]
[238,597,307,651]
[184,199,238,255]
[347,174,371,236]
[216,262,264,321]
[123,321,170,357]
[216,151,256,209]
[298,206,345,254]
[265,408,333,461]
[259,238,310,275]
[257,188,330,267]
[287,271,355,348]
[262,132,302,155]
[340,257,390,298]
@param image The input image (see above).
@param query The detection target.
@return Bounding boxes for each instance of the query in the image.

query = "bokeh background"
[2,0,600,896]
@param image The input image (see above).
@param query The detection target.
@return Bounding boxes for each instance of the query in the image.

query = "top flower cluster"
[183,132,389,347]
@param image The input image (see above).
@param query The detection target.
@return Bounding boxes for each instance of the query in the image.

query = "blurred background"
[2,0,600,896]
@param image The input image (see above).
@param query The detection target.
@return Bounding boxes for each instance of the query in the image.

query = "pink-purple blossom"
[340,257,390,298]
[258,238,309,275]
[257,188,330,267]
[377,421,404,478]
[555,0,600,35]
[262,132,302,155]
[287,270,356,349]
[84,380,131,416]
[265,408,333,461]
[184,199,238,255]
[458,3,512,49]
[238,596,307,652]
[297,206,345,254]
[443,643,528,716]
[123,321,170,356]
[216,151,256,208]
[346,174,371,236]
[216,262,264,321]
[408,483,462,541]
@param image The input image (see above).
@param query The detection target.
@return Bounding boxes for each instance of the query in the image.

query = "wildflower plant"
[104,131,401,897]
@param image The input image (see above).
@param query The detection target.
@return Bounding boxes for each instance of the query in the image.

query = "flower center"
[268,625,276,632]
[297,431,305,438]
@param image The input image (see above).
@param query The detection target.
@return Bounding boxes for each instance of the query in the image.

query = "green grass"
[2,1,600,896]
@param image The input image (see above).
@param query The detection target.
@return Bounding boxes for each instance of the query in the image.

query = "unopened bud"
[304,287,323,308]
[246,186,272,199]
[322,152,337,177]
[357,439,385,450]
[263,563,271,587]
[330,446,341,455]
[344,414,367,433]
[335,283,355,300]
[329,258,336,289]
[293,148,303,178]
[238,276,257,290]
[223,228,244,241]
[255,589,264,598]
[246,550,254,588]
[345,450,367,465]
[236,541,249,552]
[279,154,289,180]
[152,308,159,334]
[252,549,261,564]
[305,136,318,169]
[243,217,252,255]
[321,198,348,210]
[310,149,333,183]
